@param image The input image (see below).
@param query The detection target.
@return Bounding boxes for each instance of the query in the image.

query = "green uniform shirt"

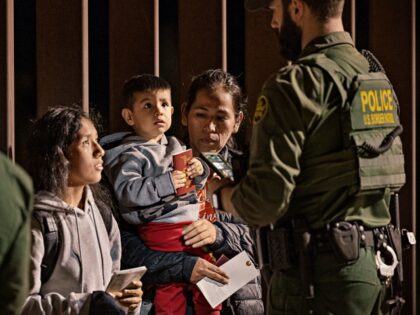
[0,153,33,315]
[232,32,392,229]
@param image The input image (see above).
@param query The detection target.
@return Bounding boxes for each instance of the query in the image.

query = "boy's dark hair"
[122,74,171,109]
[282,0,344,21]
[26,104,101,195]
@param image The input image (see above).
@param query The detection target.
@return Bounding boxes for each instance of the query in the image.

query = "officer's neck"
[301,16,344,50]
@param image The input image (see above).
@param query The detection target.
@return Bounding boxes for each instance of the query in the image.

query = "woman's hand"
[111,280,143,311]
[186,157,204,179]
[190,258,229,284]
[183,219,217,248]
[171,170,187,189]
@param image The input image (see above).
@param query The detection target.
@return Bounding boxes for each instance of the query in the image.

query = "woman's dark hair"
[184,69,248,150]
[26,105,98,195]
[185,69,246,117]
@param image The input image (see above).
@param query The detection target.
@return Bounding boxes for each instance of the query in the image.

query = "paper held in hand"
[196,251,259,308]
[106,266,147,294]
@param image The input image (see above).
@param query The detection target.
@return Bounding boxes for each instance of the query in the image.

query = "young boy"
[102,74,220,315]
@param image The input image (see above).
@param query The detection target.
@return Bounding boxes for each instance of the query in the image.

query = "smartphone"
[106,266,147,293]
[200,152,234,180]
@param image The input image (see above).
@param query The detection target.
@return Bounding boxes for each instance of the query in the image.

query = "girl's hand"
[171,170,187,189]
[186,158,204,179]
[110,280,143,311]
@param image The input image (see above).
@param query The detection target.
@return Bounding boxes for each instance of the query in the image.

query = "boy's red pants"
[139,221,221,315]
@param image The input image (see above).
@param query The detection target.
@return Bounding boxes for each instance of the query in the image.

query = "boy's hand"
[171,170,187,189]
[109,280,143,311]
[186,158,204,179]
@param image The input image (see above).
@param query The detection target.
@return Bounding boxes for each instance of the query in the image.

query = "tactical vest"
[294,53,405,197]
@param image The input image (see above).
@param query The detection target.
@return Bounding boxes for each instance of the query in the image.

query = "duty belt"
[267,222,377,271]
[313,223,375,253]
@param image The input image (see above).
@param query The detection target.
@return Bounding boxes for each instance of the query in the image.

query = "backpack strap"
[33,211,60,284]
[100,206,113,236]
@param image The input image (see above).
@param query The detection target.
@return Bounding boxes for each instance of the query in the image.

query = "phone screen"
[200,152,234,180]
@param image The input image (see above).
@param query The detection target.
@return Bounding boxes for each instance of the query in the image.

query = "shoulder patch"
[253,95,269,124]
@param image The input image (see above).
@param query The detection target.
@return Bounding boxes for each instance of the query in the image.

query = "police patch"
[253,95,269,124]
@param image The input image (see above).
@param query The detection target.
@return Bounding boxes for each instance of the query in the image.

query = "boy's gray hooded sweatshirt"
[20,187,121,315]
[101,132,209,225]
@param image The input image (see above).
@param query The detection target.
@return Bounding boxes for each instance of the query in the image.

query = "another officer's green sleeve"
[0,153,34,315]
[232,76,306,227]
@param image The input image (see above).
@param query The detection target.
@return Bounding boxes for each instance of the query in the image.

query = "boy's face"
[122,89,173,142]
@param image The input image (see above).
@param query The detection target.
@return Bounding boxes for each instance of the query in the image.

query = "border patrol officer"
[0,152,33,315]
[215,0,408,314]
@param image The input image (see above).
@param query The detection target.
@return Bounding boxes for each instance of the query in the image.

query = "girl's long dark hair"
[26,105,116,218]
[26,105,90,195]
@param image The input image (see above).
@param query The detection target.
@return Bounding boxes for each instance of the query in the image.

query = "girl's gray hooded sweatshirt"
[20,187,121,315]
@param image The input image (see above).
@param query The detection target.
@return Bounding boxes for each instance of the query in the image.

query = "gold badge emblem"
[253,95,269,124]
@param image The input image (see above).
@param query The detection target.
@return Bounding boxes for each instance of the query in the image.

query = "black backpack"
[33,208,113,284]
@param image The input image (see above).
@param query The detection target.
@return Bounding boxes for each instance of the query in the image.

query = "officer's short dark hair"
[284,0,344,22]
[123,74,171,109]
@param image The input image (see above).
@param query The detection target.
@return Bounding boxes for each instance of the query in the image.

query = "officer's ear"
[233,111,244,133]
[290,0,304,21]
[181,102,188,126]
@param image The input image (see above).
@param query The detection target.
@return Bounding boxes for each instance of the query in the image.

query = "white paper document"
[196,251,259,308]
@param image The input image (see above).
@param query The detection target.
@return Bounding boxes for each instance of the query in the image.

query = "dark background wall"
[0,1,417,313]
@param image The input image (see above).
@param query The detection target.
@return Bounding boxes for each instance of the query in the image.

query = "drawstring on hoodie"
[71,206,85,292]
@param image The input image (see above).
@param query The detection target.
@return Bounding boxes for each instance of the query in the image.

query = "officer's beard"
[277,9,302,62]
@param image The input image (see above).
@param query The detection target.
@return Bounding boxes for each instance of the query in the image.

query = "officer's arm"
[219,186,239,217]
[224,79,306,227]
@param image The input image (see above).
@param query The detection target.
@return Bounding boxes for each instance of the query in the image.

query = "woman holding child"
[108,69,263,315]
[21,106,142,315]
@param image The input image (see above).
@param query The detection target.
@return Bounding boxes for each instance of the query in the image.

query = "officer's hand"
[183,219,217,248]
[190,258,229,284]
[207,177,234,200]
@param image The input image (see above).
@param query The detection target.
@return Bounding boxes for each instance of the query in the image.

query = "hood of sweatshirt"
[100,131,175,171]
[34,190,86,215]
[31,186,120,298]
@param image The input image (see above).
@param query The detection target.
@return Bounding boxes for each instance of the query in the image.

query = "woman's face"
[182,86,243,154]
[67,117,105,188]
